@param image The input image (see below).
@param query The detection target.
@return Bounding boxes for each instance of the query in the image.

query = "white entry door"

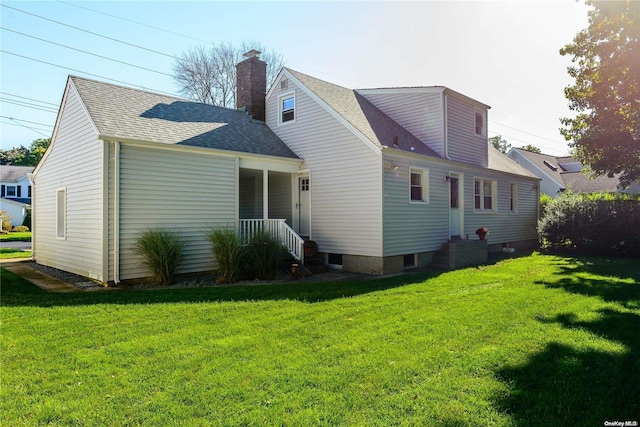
[449,175,461,238]
[298,177,310,236]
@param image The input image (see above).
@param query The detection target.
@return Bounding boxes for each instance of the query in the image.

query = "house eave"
[381,146,539,181]
[98,135,305,166]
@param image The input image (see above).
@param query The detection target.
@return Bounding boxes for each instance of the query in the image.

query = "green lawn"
[1,253,638,426]
[0,248,32,259]
[0,231,31,242]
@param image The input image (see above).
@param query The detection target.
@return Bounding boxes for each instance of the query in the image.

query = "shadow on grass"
[536,256,640,309]
[494,257,640,426]
[0,268,440,308]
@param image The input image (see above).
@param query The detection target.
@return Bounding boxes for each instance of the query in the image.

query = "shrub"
[538,193,640,257]
[23,209,31,229]
[539,193,553,218]
[207,227,244,284]
[134,228,185,286]
[245,230,283,280]
[12,226,29,232]
[1,210,13,232]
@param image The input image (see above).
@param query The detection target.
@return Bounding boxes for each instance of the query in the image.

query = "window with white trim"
[6,185,17,197]
[510,184,518,213]
[279,91,295,124]
[474,178,497,211]
[56,188,66,239]
[410,168,429,203]
[475,109,486,137]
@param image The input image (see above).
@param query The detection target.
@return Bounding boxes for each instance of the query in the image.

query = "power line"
[0,92,58,107]
[2,118,51,137]
[0,98,58,113]
[1,4,180,60]
[56,0,211,45]
[1,27,174,77]
[0,120,52,134]
[0,116,54,127]
[1,50,180,98]
[490,120,565,145]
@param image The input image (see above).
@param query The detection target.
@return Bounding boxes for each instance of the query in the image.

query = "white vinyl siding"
[447,95,488,167]
[116,144,236,280]
[383,154,449,256]
[359,90,445,157]
[32,82,105,280]
[267,76,382,257]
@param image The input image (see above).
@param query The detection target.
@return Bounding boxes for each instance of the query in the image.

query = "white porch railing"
[239,219,305,263]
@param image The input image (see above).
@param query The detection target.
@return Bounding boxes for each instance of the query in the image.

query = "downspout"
[27,173,35,260]
[114,141,120,284]
[442,91,449,159]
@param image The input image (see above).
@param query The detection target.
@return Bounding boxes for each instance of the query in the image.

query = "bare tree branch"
[173,41,285,108]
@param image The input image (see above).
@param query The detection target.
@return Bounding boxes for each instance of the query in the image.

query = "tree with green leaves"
[560,0,640,187]
[520,144,542,154]
[489,135,512,154]
[0,138,50,166]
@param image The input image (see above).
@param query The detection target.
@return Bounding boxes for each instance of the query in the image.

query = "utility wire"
[0,120,52,134]
[2,118,51,137]
[1,50,180,98]
[1,4,180,60]
[0,92,58,107]
[0,98,58,113]
[56,0,212,44]
[1,27,174,77]
[0,115,54,127]
[490,120,565,144]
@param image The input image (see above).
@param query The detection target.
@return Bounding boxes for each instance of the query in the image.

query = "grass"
[0,248,32,259]
[1,253,638,426]
[0,231,31,242]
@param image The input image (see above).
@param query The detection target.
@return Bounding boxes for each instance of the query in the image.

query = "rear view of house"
[32,53,540,284]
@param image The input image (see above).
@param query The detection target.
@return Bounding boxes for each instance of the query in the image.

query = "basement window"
[404,254,416,268]
[327,253,343,268]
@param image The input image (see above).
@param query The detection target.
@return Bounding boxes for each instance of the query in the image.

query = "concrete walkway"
[1,261,81,292]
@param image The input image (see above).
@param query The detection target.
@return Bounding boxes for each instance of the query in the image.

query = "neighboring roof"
[0,197,29,207]
[510,147,621,192]
[0,166,34,182]
[285,68,441,158]
[488,147,538,179]
[69,76,299,159]
[560,171,620,193]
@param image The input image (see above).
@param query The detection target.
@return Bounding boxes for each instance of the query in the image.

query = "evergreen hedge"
[538,193,640,257]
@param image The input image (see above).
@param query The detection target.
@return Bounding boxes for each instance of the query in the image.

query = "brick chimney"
[236,50,266,121]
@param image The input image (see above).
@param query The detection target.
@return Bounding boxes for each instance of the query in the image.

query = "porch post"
[263,169,269,219]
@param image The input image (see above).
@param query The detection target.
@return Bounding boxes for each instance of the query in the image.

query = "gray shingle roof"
[0,165,33,182]
[487,147,538,178]
[70,76,299,159]
[511,148,621,192]
[286,69,441,158]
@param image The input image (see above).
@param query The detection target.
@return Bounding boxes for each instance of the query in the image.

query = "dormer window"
[475,110,485,137]
[279,91,295,125]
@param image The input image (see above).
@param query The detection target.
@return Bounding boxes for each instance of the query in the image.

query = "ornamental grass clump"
[245,230,283,280]
[134,228,185,286]
[207,227,244,283]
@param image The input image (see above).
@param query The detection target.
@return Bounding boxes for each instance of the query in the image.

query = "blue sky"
[1,1,589,154]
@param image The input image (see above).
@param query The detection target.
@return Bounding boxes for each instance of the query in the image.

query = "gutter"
[114,141,120,284]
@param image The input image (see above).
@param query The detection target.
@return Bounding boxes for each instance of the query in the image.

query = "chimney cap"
[243,50,262,59]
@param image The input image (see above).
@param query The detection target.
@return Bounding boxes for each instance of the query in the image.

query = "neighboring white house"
[31,53,540,284]
[1,165,33,227]
[507,148,640,197]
